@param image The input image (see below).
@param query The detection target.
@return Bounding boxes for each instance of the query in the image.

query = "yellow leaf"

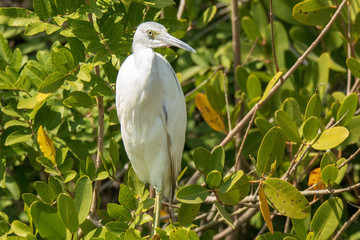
[37,126,56,164]
[259,184,274,234]
[308,168,325,201]
[36,93,50,102]
[195,93,226,132]
[308,168,325,190]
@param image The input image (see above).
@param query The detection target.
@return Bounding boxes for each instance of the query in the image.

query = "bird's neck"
[132,45,156,69]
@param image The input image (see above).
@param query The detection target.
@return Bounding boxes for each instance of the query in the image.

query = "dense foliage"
[0,0,360,239]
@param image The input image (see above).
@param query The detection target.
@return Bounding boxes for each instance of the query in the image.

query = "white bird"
[115,22,195,231]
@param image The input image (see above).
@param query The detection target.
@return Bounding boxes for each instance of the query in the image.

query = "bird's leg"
[152,190,163,236]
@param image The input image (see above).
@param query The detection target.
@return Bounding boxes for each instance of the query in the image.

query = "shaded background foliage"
[0,0,360,239]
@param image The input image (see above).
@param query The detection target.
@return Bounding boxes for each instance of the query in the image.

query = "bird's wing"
[156,53,187,198]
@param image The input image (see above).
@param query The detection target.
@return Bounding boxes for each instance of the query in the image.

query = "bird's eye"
[147,30,153,37]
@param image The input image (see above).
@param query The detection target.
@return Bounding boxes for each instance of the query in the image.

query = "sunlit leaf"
[312,126,349,150]
[37,126,56,163]
[259,185,274,234]
[195,93,226,132]
[176,184,208,204]
[292,0,335,26]
[263,178,310,219]
[308,168,325,190]
[310,197,343,240]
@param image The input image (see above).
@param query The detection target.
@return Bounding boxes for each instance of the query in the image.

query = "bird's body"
[115,22,195,231]
[116,47,186,198]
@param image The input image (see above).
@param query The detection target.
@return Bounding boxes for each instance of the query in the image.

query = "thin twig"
[346,1,352,95]
[86,3,105,218]
[219,0,348,148]
[235,104,258,171]
[243,37,259,66]
[213,208,258,240]
[338,147,360,169]
[223,71,232,132]
[269,0,279,72]
[231,0,241,72]
[184,66,221,99]
[333,207,360,240]
[301,182,360,196]
[177,0,186,19]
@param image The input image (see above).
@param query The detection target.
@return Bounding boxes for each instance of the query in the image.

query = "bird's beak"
[158,33,196,53]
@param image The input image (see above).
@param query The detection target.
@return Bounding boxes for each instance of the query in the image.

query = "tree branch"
[219,0,348,148]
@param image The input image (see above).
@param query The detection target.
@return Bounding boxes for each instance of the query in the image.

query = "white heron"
[115,22,195,232]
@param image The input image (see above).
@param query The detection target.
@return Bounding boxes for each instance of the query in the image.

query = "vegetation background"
[0,0,360,239]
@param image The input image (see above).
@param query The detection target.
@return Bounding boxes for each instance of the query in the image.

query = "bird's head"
[133,22,196,53]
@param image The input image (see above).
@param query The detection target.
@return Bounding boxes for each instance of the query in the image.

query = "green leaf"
[218,171,249,205]
[109,138,120,168]
[36,156,54,169]
[241,16,260,40]
[306,232,314,240]
[302,116,320,141]
[257,127,286,174]
[292,0,335,26]
[321,164,338,185]
[275,110,301,143]
[310,197,343,240]
[10,48,22,71]
[255,117,274,135]
[11,220,31,237]
[214,201,234,229]
[346,57,360,78]
[193,147,211,174]
[170,228,188,240]
[246,74,262,100]
[30,201,67,240]
[48,176,63,197]
[33,0,51,21]
[143,0,175,9]
[74,176,92,224]
[261,71,283,102]
[63,91,94,108]
[206,170,222,189]
[317,52,330,99]
[219,170,245,194]
[209,146,225,174]
[71,20,99,42]
[205,70,225,112]
[34,181,54,204]
[105,221,129,234]
[198,6,217,28]
[336,93,358,126]
[312,126,349,150]
[5,131,32,146]
[292,215,311,240]
[0,32,12,63]
[24,62,46,88]
[118,184,137,210]
[25,22,61,35]
[256,232,295,240]
[320,151,336,170]
[263,178,310,219]
[0,8,40,27]
[107,203,132,222]
[304,94,321,120]
[57,193,79,233]
[176,184,208,204]
[128,167,145,199]
[178,203,201,226]
[38,72,66,93]
[335,158,347,185]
